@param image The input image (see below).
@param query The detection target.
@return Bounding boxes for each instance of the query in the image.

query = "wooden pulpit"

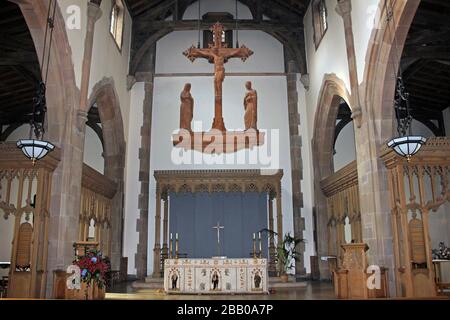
[333,243,389,299]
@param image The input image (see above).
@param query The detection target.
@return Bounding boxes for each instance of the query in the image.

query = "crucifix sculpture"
[212,221,225,257]
[183,22,254,131]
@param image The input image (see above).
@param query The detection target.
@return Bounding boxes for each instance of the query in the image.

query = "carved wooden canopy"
[154,169,283,197]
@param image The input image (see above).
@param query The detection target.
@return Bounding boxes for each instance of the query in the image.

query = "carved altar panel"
[16,222,33,270]
[164,258,268,294]
[409,216,427,265]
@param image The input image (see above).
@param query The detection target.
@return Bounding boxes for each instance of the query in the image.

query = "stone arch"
[10,0,83,297]
[88,77,126,269]
[10,0,78,145]
[311,74,351,280]
[312,74,352,180]
[362,0,421,144]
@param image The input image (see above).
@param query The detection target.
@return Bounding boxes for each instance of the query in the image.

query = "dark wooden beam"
[134,19,303,32]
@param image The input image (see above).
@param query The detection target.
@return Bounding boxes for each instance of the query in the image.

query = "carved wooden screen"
[382,137,450,298]
[321,161,362,266]
[79,165,116,259]
[16,222,33,271]
[409,213,427,267]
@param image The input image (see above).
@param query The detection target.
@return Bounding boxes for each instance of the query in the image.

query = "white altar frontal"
[164,258,268,294]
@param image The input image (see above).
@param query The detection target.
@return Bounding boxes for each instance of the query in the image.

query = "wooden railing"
[320,161,362,267]
[381,137,450,298]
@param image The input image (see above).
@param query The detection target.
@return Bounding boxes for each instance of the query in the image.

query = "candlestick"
[175,237,179,259]
[169,234,173,259]
[253,233,257,258]
[259,232,262,258]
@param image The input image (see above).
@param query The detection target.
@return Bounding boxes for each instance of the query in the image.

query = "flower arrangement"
[73,249,110,290]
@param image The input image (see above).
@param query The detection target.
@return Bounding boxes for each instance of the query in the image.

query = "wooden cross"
[212,221,225,257]
[183,22,253,131]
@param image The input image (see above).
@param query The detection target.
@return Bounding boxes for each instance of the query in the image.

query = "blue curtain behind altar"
[169,192,268,259]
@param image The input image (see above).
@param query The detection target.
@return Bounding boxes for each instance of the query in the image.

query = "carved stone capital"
[300,74,310,90]
[135,72,154,84]
[127,75,137,90]
[351,106,363,128]
[87,1,103,23]
[335,0,352,18]
[76,109,89,133]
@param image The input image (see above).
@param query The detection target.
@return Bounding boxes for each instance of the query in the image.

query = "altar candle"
[175,234,179,259]
[253,233,256,240]
[259,232,262,255]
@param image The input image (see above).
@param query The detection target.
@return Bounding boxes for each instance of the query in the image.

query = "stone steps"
[133,276,307,290]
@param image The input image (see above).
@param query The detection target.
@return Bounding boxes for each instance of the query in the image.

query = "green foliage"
[275,232,304,275]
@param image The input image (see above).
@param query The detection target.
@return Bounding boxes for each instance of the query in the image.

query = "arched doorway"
[363,0,450,297]
[312,74,358,279]
[88,78,126,270]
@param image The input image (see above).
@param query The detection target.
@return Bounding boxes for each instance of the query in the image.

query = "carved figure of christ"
[183,22,253,131]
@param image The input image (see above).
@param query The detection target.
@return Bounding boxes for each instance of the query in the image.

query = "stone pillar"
[286,60,306,277]
[79,2,102,112]
[162,191,169,258]
[276,185,283,249]
[335,0,362,127]
[336,0,395,294]
[135,71,155,279]
[268,192,276,276]
[153,186,162,277]
[45,2,102,297]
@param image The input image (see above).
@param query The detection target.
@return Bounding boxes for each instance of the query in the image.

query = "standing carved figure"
[244,81,258,130]
[212,271,219,290]
[180,83,194,131]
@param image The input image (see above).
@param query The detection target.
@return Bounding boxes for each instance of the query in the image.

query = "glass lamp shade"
[387,136,427,160]
[16,139,55,164]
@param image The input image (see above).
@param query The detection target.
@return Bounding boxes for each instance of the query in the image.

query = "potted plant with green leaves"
[276,232,304,283]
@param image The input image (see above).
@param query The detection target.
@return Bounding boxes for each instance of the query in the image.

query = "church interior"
[0,0,449,301]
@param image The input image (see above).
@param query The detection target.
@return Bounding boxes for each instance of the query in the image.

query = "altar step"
[132,276,307,291]
[132,277,164,290]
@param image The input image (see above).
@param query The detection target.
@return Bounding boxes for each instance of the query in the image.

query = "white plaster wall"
[4,124,29,142]
[351,0,381,83]
[89,0,132,140]
[123,83,145,274]
[303,0,350,138]
[83,125,104,173]
[145,75,295,275]
[333,121,356,171]
[411,119,434,139]
[60,0,132,140]
[60,0,87,89]
[298,76,316,265]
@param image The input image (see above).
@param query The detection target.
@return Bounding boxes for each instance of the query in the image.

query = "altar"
[164,258,268,294]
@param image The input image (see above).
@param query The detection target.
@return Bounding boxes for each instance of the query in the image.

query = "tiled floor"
[106,281,336,300]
